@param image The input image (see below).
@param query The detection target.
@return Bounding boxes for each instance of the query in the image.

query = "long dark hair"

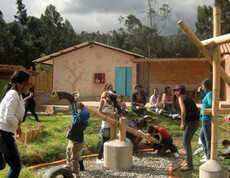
[2,70,30,99]
[173,88,188,112]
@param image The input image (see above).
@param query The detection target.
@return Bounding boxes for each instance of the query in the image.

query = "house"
[33,41,144,100]
[33,41,229,102]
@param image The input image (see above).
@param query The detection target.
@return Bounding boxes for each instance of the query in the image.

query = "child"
[65,92,90,175]
[78,139,89,171]
[219,139,230,159]
[146,125,179,158]
[154,96,165,115]
[97,91,120,163]
[117,94,131,116]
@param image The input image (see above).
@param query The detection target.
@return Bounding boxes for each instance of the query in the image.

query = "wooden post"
[38,124,44,132]
[31,129,36,142]
[177,20,230,86]
[110,125,116,139]
[25,131,31,144]
[85,106,160,144]
[211,6,221,160]
[119,117,126,141]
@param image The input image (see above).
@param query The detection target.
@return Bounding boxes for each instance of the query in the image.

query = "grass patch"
[0,109,229,177]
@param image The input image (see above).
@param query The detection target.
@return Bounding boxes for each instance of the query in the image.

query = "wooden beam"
[202,33,230,47]
[85,106,160,144]
[177,20,230,87]
[201,108,230,115]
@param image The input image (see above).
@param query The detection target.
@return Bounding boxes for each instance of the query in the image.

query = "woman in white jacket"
[0,70,30,178]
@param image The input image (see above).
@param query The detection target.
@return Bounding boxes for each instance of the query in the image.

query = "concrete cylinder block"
[104,138,132,171]
[199,159,229,178]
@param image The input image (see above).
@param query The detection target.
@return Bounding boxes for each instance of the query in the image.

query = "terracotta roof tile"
[221,43,230,54]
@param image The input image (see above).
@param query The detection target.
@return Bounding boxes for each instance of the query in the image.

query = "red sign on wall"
[94,73,105,84]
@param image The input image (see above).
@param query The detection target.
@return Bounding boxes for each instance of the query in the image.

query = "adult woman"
[97,91,119,163]
[131,84,147,117]
[198,78,212,162]
[0,70,30,177]
[173,84,199,172]
[162,86,175,114]
[22,83,39,122]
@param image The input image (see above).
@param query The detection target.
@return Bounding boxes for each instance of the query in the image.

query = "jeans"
[183,120,199,168]
[199,120,211,159]
[165,103,175,114]
[131,105,147,117]
[0,130,22,178]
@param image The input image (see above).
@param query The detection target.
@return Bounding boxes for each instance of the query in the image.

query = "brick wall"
[149,61,210,94]
[225,55,230,101]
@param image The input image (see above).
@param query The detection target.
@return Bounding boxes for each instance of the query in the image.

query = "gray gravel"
[35,151,185,177]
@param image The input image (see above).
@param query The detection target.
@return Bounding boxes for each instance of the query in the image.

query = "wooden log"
[38,124,44,132]
[110,125,116,139]
[211,6,221,160]
[85,106,160,144]
[201,108,230,115]
[119,117,126,141]
[177,20,230,86]
[201,33,230,47]
[25,131,31,144]
[31,129,36,142]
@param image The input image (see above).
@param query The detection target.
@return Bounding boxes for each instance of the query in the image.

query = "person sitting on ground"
[65,92,90,176]
[149,88,159,113]
[101,84,113,100]
[219,139,230,159]
[117,94,131,116]
[126,118,147,151]
[131,84,148,117]
[162,86,175,115]
[154,96,165,115]
[146,125,179,158]
[97,91,120,164]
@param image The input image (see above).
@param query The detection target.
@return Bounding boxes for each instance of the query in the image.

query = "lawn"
[0,108,229,177]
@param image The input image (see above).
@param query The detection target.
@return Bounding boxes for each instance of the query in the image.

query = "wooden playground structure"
[178,1,230,177]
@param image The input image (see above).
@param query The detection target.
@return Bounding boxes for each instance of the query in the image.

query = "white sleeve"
[4,95,19,130]
[224,145,230,154]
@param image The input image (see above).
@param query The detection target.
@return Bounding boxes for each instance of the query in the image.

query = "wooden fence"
[30,70,53,92]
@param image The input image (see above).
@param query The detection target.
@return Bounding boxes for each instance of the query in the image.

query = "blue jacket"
[66,101,90,143]
[200,90,212,121]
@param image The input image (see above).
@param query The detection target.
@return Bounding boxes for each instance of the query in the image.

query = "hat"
[108,90,117,99]
[79,108,90,122]
[173,84,186,91]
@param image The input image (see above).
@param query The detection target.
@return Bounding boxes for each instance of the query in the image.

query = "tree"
[195,0,230,39]
[14,0,28,27]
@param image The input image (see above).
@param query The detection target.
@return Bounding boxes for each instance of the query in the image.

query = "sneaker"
[96,159,104,164]
[173,152,180,158]
[200,156,208,163]
[202,155,206,159]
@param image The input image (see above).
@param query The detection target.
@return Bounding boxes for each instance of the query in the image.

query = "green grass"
[0,108,229,177]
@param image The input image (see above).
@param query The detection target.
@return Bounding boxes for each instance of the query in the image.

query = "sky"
[1,0,214,36]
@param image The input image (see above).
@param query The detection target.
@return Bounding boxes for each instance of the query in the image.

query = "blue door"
[115,67,132,96]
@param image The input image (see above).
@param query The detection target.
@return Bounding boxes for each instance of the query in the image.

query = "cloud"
[1,0,213,36]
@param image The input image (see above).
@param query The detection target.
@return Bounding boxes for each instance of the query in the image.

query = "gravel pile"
[35,151,185,177]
